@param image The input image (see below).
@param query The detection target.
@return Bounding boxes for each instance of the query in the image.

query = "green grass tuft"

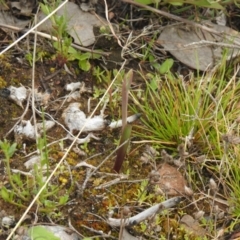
[131,71,240,155]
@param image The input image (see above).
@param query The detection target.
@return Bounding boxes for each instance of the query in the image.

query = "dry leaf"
[159,21,240,71]
[10,0,36,16]
[14,120,37,141]
[14,120,55,141]
[0,11,30,32]
[222,134,240,144]
[180,215,206,237]
[34,90,51,106]
[158,163,187,196]
[24,155,41,169]
[36,121,55,133]
[37,2,107,47]
[62,102,106,132]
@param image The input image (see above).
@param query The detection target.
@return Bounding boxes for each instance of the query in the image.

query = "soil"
[0,1,240,240]
[0,26,153,239]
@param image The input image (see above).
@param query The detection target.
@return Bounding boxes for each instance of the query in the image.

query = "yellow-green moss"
[0,76,7,88]
[0,54,12,71]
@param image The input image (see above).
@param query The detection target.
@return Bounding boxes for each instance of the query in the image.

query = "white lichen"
[8,85,28,108]
[62,102,140,133]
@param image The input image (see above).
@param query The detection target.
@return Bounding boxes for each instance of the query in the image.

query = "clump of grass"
[223,137,240,218]
[130,63,240,236]
[131,70,240,155]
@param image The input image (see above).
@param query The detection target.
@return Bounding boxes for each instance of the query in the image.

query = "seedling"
[40,1,100,70]
[113,69,134,173]
[0,134,69,212]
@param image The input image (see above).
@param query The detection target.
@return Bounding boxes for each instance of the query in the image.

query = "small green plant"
[80,141,90,154]
[99,25,112,41]
[93,66,110,85]
[28,226,59,240]
[135,179,150,204]
[25,49,48,66]
[0,135,69,212]
[40,1,100,70]
[139,33,174,77]
[92,68,125,114]
[93,68,125,86]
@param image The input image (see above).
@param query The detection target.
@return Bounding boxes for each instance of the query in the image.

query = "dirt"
[0,27,155,239]
[0,43,216,239]
[0,1,240,240]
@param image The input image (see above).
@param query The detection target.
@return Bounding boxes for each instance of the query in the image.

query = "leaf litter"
[37,1,108,47]
[0,1,240,239]
[158,21,240,71]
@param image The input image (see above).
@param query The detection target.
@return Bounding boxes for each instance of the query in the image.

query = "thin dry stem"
[103,0,123,48]
[31,14,39,150]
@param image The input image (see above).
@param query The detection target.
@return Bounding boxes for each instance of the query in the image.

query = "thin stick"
[108,196,183,227]
[31,30,111,56]
[79,139,129,195]
[103,0,123,47]
[32,14,39,149]
[0,23,110,56]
